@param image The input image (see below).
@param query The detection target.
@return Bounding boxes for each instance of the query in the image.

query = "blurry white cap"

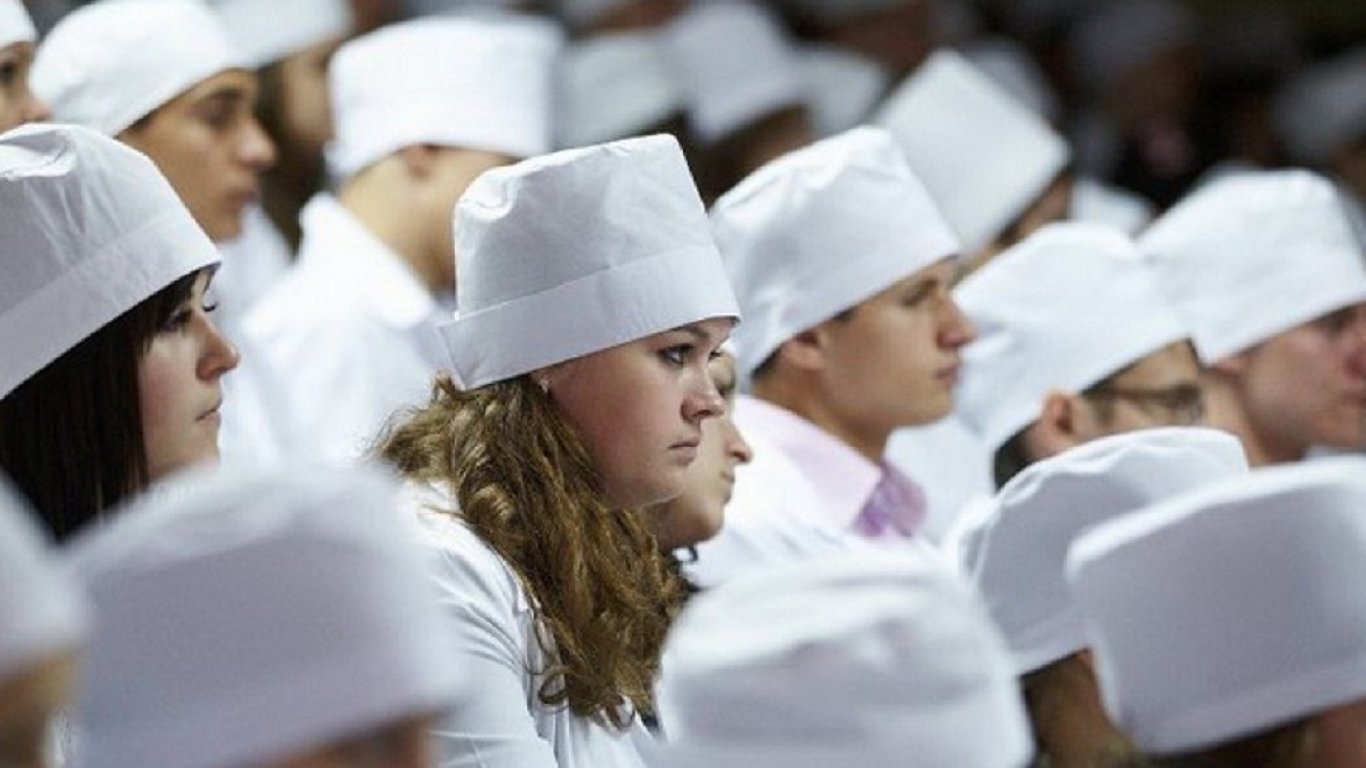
[442,134,739,389]
[211,0,354,67]
[0,474,87,680]
[0,0,35,47]
[959,427,1247,674]
[1274,47,1366,166]
[662,0,805,144]
[1069,0,1196,93]
[32,0,248,136]
[1068,456,1366,754]
[1069,177,1153,236]
[0,124,219,399]
[799,45,890,138]
[712,126,958,377]
[963,37,1059,123]
[1139,169,1366,363]
[656,549,1034,768]
[67,463,465,768]
[556,30,681,149]
[327,15,562,178]
[956,221,1187,452]
[874,49,1070,252]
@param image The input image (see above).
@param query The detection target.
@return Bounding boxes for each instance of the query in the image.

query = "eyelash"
[160,299,218,333]
[660,344,691,366]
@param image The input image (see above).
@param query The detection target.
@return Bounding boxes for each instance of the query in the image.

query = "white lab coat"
[884,415,994,544]
[402,483,654,768]
[242,194,454,465]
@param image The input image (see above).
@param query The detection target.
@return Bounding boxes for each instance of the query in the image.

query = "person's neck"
[1029,658,1129,768]
[1201,371,1306,466]
[754,378,889,464]
[337,178,449,294]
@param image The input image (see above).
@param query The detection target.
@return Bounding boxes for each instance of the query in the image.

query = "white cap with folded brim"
[955,221,1187,453]
[0,124,220,399]
[556,30,681,149]
[1274,47,1366,166]
[654,548,1033,768]
[799,45,889,138]
[327,14,561,179]
[0,475,88,681]
[32,0,248,136]
[959,427,1248,675]
[1069,0,1195,94]
[211,0,353,68]
[0,0,35,47]
[874,49,1070,252]
[1139,169,1366,364]
[963,37,1059,124]
[1067,456,1366,755]
[66,463,465,768]
[662,0,805,144]
[712,126,959,378]
[442,134,739,390]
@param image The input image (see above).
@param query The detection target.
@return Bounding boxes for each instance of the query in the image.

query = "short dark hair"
[749,306,857,383]
[0,271,200,541]
[992,371,1125,489]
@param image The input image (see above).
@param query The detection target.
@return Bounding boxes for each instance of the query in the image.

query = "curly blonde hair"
[378,373,687,729]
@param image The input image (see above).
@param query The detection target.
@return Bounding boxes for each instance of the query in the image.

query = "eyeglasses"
[1084,382,1206,426]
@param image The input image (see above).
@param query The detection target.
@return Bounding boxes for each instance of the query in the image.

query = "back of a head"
[0,123,219,400]
[955,221,1187,454]
[31,0,247,136]
[1068,457,1366,757]
[66,463,464,768]
[711,126,958,379]
[1139,169,1366,365]
[656,548,1034,768]
[959,427,1248,675]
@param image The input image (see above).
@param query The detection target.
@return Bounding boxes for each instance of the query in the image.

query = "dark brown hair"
[1102,720,1317,768]
[0,271,200,541]
[378,374,687,728]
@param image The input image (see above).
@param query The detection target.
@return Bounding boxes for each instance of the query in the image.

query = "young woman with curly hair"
[378,133,738,767]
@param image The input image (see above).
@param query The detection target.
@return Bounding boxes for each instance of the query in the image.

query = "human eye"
[659,344,691,367]
[0,60,16,87]
[160,305,194,333]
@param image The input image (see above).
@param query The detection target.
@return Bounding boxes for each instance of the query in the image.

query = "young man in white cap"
[958,427,1248,768]
[1067,456,1366,766]
[0,474,87,768]
[244,15,561,464]
[688,126,974,587]
[1140,169,1366,467]
[652,549,1034,768]
[0,0,48,131]
[65,463,465,768]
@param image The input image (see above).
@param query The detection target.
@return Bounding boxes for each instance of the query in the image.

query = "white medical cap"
[1068,456,1366,755]
[956,222,1187,453]
[874,49,1070,252]
[1274,47,1366,166]
[963,37,1059,124]
[211,0,353,68]
[0,123,220,399]
[442,134,739,390]
[1070,177,1153,236]
[0,475,87,680]
[662,0,805,144]
[556,30,681,149]
[959,427,1247,675]
[31,0,248,136]
[1069,0,1196,93]
[712,126,959,377]
[66,463,464,768]
[327,14,562,179]
[799,45,890,138]
[656,549,1034,768]
[0,0,35,47]
[1139,169,1366,364]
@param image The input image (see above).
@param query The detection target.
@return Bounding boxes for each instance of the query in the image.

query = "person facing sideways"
[687,126,975,589]
[63,463,465,768]
[0,124,239,542]
[375,133,738,767]
[1067,456,1366,768]
[956,427,1249,768]
[951,221,1201,503]
[649,549,1035,768]
[31,0,276,245]
[0,0,49,131]
[1139,169,1366,467]
[646,347,753,558]
[243,15,562,465]
[0,475,88,768]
